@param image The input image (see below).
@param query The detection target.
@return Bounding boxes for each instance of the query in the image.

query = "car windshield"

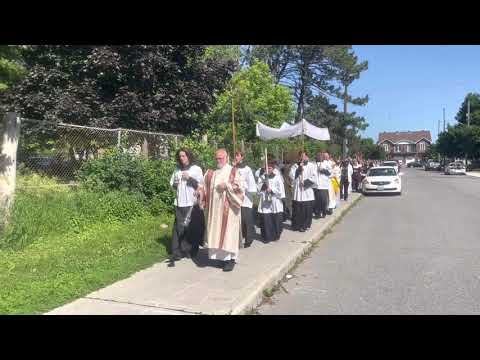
[383,162,396,166]
[368,168,397,176]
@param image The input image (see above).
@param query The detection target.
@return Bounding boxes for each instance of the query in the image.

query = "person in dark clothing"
[339,159,350,201]
[257,160,285,242]
[233,151,257,248]
[352,159,362,192]
[170,149,205,263]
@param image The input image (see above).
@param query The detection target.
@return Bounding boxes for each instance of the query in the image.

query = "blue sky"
[329,45,480,143]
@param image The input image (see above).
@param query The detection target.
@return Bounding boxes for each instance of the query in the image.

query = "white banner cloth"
[256,119,330,141]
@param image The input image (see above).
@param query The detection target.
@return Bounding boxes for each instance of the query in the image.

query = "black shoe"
[244,241,252,248]
[299,228,306,232]
[223,260,236,272]
[171,255,182,261]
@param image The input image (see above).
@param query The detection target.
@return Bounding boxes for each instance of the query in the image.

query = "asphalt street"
[258,168,480,314]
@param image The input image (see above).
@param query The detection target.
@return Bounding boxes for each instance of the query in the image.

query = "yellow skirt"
[332,178,340,195]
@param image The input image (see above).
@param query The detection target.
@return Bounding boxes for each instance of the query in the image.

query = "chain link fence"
[16,117,330,187]
[17,118,184,184]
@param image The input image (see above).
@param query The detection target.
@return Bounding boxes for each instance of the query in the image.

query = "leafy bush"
[171,133,216,170]
[78,148,149,194]
[78,136,219,216]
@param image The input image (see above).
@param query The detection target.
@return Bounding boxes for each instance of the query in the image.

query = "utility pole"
[343,84,348,159]
[443,107,446,132]
[437,119,441,162]
[466,98,471,169]
[467,98,471,126]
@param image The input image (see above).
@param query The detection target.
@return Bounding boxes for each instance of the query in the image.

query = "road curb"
[230,194,363,315]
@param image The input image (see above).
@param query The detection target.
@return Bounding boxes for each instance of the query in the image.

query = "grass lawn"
[0,212,172,315]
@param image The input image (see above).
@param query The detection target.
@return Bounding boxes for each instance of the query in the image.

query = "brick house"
[378,130,432,164]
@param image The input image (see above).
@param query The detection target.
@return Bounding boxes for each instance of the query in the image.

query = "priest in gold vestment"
[203,149,244,272]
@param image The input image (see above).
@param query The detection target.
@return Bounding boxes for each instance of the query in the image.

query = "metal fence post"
[117,129,122,148]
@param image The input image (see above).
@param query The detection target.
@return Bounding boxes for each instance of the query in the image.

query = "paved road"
[258,168,480,314]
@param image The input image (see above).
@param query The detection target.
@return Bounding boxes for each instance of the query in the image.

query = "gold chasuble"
[204,163,244,261]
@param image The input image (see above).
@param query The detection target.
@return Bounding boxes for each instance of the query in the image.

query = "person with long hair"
[169,148,205,263]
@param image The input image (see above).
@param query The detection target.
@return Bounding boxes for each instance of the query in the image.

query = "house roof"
[378,130,432,144]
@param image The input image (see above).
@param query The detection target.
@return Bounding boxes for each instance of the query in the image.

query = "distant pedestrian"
[352,159,362,192]
[339,159,350,201]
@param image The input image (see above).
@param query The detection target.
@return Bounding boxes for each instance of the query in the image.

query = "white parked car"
[444,161,466,175]
[362,166,403,195]
[381,161,399,174]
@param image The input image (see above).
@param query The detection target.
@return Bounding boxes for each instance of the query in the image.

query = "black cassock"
[260,212,283,242]
[171,205,205,258]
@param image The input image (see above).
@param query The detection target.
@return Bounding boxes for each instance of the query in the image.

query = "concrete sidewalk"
[466,171,480,178]
[47,193,361,315]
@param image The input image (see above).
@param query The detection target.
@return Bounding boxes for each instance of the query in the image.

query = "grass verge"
[0,183,172,315]
[0,215,171,314]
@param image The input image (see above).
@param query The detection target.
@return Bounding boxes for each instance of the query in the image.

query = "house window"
[419,142,425,152]
[394,145,400,153]
[383,144,389,152]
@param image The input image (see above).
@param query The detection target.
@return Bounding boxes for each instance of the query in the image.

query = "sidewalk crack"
[84,296,203,315]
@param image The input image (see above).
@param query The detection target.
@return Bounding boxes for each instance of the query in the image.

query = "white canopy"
[256,119,330,141]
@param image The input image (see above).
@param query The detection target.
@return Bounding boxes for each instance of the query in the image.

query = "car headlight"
[394,178,400,183]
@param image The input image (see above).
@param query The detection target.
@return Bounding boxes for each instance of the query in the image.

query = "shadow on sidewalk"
[190,248,225,269]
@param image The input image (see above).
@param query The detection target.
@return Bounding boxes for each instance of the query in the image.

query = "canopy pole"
[231,84,237,156]
[301,118,305,152]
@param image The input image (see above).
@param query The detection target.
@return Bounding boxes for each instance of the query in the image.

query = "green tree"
[328,46,369,156]
[357,137,385,160]
[207,60,295,143]
[2,45,236,134]
[246,45,369,122]
[244,45,294,83]
[0,45,27,92]
[437,124,480,159]
[304,95,368,151]
[422,143,439,161]
[455,93,480,126]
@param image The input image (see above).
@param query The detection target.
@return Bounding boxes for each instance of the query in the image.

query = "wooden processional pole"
[231,85,237,156]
